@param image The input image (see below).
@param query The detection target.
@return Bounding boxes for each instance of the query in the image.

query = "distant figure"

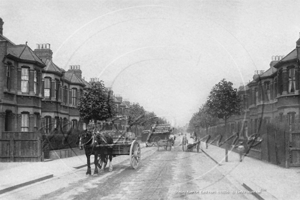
[169,134,176,146]
[182,134,188,151]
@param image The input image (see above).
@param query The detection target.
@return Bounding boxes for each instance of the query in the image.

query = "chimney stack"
[68,65,82,79]
[34,43,53,60]
[0,18,4,35]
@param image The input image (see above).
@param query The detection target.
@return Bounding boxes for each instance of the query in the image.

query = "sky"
[1,0,300,127]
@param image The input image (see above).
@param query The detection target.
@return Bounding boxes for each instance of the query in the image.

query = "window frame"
[44,77,51,99]
[288,67,296,93]
[21,112,29,132]
[6,65,11,90]
[21,67,29,93]
[45,116,52,134]
[72,88,77,106]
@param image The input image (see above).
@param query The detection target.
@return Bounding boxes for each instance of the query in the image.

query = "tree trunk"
[224,118,228,162]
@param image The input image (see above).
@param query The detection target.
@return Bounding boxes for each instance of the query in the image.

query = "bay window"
[6,65,11,90]
[21,112,29,132]
[34,70,37,94]
[288,68,296,93]
[21,68,29,93]
[72,88,77,106]
[44,77,51,99]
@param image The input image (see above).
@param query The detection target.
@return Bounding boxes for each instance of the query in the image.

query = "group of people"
[181,132,200,151]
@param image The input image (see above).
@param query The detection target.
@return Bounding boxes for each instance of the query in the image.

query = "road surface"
[3,136,252,200]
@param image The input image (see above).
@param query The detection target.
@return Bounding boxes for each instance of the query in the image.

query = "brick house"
[218,36,300,138]
[0,18,88,137]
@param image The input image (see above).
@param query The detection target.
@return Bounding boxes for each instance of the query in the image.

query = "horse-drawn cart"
[94,131,141,169]
[182,133,200,152]
[79,115,144,175]
[146,124,174,151]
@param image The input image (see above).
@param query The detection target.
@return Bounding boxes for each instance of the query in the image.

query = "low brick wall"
[49,148,85,160]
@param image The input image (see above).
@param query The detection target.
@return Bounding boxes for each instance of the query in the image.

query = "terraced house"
[0,18,87,139]
[226,36,300,137]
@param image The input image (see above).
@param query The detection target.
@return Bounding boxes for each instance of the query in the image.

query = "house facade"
[224,37,300,138]
[0,18,87,137]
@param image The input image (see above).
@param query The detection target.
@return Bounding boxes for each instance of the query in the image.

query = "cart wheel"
[130,140,141,169]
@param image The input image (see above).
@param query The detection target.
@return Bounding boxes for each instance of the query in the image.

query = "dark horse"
[79,130,114,175]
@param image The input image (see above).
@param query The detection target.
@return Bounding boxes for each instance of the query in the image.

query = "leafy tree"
[78,81,116,124]
[127,103,145,124]
[198,104,218,135]
[206,79,241,137]
[187,112,201,133]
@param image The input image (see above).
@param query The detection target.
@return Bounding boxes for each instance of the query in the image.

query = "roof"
[260,66,277,78]
[281,49,297,62]
[7,44,44,66]
[0,34,15,46]
[64,71,85,86]
[274,49,297,68]
[43,59,64,75]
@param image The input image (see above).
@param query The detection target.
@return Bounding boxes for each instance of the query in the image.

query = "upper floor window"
[278,69,283,95]
[44,78,51,99]
[274,78,278,98]
[21,112,29,132]
[288,68,296,93]
[6,65,11,90]
[72,88,77,106]
[21,68,29,93]
[64,86,68,104]
[55,80,60,101]
[34,71,37,94]
[264,82,270,101]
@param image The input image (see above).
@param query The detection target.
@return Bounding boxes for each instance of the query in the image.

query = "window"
[279,113,283,122]
[33,71,37,94]
[21,68,29,93]
[288,68,296,93]
[64,86,68,104]
[44,78,51,98]
[288,112,295,125]
[21,113,29,132]
[6,65,11,90]
[72,119,77,129]
[263,82,270,101]
[278,69,283,95]
[254,88,258,105]
[54,117,59,129]
[52,80,56,100]
[56,80,60,101]
[45,116,52,134]
[274,78,278,98]
[72,88,77,106]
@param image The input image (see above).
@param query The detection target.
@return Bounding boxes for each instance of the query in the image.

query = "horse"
[78,130,113,175]
[94,130,114,172]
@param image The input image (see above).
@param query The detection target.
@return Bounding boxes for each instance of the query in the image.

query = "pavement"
[200,142,300,200]
[0,143,148,197]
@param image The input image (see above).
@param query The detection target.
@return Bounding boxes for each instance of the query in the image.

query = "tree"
[198,103,218,135]
[78,81,116,124]
[127,103,145,124]
[206,79,241,160]
[206,79,241,124]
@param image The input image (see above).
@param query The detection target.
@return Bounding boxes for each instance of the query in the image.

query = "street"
[2,136,253,200]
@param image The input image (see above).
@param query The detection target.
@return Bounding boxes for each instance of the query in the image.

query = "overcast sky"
[1,0,300,127]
